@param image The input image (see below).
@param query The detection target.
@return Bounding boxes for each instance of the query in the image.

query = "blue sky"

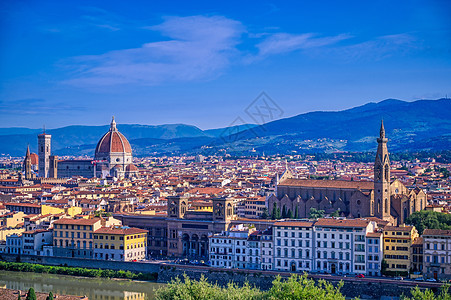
[1,0,450,129]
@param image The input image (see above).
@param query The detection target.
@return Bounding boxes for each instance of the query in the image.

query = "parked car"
[355,274,365,278]
[426,278,437,282]
[394,276,403,280]
[414,277,425,281]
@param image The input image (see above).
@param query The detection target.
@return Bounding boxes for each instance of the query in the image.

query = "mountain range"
[1,98,450,157]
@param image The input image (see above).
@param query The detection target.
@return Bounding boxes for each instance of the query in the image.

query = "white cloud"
[65,15,244,86]
[254,32,351,58]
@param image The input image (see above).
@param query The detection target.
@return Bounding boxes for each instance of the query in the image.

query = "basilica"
[267,121,426,225]
[23,117,139,179]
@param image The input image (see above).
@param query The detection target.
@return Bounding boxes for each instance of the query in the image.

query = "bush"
[0,261,155,281]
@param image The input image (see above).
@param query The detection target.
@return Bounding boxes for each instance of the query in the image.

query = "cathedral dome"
[95,117,132,155]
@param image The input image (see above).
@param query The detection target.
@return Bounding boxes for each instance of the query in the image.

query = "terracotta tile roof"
[94,226,147,235]
[279,178,373,190]
[315,218,370,228]
[366,232,382,237]
[274,220,314,227]
[384,226,414,232]
[54,218,102,226]
[423,229,451,236]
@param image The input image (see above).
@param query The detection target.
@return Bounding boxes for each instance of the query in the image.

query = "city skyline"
[1,0,451,129]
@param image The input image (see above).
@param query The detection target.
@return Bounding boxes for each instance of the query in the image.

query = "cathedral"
[23,117,139,179]
[267,121,426,225]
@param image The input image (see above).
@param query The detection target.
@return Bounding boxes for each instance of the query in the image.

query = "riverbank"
[0,261,158,281]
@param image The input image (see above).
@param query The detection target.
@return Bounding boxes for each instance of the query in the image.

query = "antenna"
[43,124,46,134]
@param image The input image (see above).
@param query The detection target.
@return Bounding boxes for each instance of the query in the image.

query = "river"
[0,270,164,300]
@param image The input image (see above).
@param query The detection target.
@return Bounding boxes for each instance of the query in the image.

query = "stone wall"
[157,264,447,300]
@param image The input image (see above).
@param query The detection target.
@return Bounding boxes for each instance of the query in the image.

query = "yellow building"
[383,225,419,275]
[53,217,121,258]
[93,226,147,261]
[0,211,26,228]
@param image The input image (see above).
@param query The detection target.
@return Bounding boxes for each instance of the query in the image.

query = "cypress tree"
[287,209,293,219]
[276,207,281,219]
[282,205,287,218]
[26,288,36,300]
[271,203,278,220]
[46,292,53,300]
[294,206,299,219]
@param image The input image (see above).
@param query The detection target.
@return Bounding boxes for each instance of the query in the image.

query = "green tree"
[405,211,451,235]
[308,208,325,219]
[294,206,299,219]
[282,206,287,218]
[18,293,21,300]
[46,292,53,300]
[287,209,293,219]
[26,288,36,300]
[331,209,340,217]
[261,208,269,219]
[271,203,278,220]
[401,284,450,300]
[381,259,389,275]
[276,207,281,219]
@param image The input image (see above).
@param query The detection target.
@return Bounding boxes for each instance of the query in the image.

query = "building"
[209,224,253,269]
[26,117,139,179]
[53,217,121,258]
[366,231,383,276]
[5,233,22,254]
[38,132,51,178]
[93,226,147,261]
[314,218,378,275]
[247,230,262,269]
[115,195,237,259]
[383,225,418,275]
[411,237,423,274]
[261,227,274,270]
[422,229,451,280]
[268,121,426,225]
[273,220,314,273]
[22,229,53,256]
[243,197,266,219]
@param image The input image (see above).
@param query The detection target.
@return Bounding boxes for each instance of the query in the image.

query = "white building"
[22,229,53,255]
[6,233,22,255]
[261,227,273,270]
[314,218,378,275]
[273,220,314,273]
[209,224,254,269]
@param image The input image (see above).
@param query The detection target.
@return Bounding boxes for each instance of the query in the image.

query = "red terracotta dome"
[95,117,132,154]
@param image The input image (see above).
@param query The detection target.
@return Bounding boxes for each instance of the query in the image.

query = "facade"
[246,230,262,269]
[209,224,252,269]
[38,133,51,178]
[93,226,147,261]
[383,225,418,275]
[273,220,314,273]
[422,229,451,280]
[411,237,423,274]
[261,227,274,270]
[5,233,22,254]
[243,197,266,219]
[116,195,237,259]
[366,232,383,276]
[268,122,426,225]
[22,229,53,256]
[53,217,121,258]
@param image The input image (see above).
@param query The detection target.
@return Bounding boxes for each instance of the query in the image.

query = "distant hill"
[0,98,449,157]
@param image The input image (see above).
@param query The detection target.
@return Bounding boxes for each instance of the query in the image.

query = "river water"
[0,270,164,300]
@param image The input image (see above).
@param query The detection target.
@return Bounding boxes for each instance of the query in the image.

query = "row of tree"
[154,273,451,300]
[261,203,339,220]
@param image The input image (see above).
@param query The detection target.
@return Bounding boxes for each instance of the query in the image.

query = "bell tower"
[212,197,235,222]
[38,129,51,178]
[374,120,391,220]
[167,195,188,219]
[23,145,33,180]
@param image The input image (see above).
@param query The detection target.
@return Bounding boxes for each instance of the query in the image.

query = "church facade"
[267,121,426,225]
